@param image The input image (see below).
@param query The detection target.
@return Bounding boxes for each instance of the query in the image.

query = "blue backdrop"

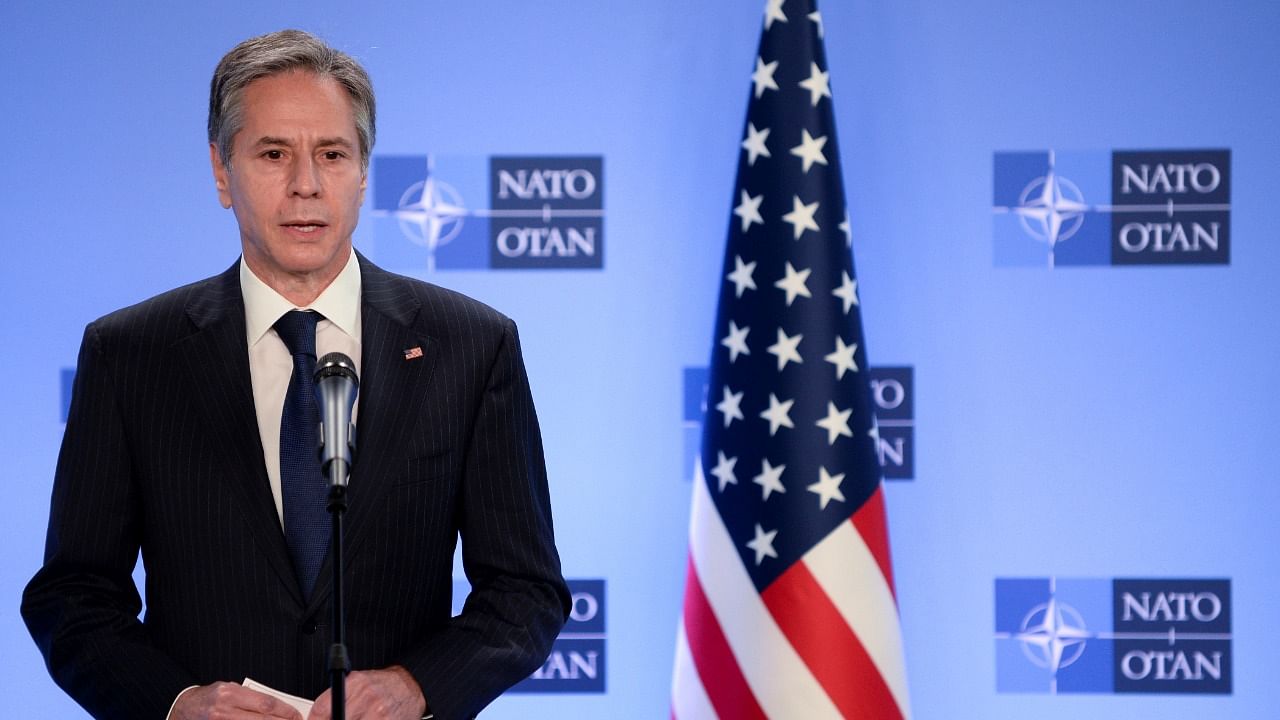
[3,1,1277,717]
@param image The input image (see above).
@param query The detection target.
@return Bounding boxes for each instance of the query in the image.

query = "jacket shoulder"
[363,263,514,338]
[86,270,234,348]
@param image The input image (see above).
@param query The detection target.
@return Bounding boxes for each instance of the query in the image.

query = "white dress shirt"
[241,251,362,525]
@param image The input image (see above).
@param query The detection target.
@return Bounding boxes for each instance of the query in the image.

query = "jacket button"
[302,620,319,635]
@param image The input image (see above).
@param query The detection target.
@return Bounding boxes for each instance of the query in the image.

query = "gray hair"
[208,29,376,170]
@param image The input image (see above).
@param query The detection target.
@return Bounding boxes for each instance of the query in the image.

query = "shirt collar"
[240,250,362,347]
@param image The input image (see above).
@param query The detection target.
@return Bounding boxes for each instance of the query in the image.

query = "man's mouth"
[282,221,328,234]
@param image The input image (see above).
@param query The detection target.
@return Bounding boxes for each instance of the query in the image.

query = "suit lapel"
[306,257,437,610]
[178,262,304,607]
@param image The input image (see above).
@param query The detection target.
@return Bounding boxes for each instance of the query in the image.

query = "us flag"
[671,1,910,718]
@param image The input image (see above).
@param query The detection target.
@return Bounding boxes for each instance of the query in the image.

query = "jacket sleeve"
[394,320,571,720]
[21,323,196,719]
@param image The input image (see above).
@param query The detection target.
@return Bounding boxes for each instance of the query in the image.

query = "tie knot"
[274,310,321,357]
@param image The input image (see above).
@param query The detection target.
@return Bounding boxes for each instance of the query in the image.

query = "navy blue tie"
[275,310,327,599]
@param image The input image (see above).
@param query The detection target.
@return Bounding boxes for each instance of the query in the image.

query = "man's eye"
[263,150,284,160]
[324,151,345,160]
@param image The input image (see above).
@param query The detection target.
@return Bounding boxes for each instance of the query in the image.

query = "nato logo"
[371,155,604,271]
[61,367,75,422]
[869,367,913,480]
[512,579,606,693]
[683,366,914,480]
[993,149,1230,267]
[682,367,711,482]
[995,577,1232,694]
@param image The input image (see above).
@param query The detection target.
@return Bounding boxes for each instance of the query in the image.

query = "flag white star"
[774,262,812,305]
[715,385,744,428]
[798,61,832,106]
[824,336,859,379]
[759,392,795,435]
[766,327,804,371]
[753,458,787,501]
[752,57,780,99]
[726,255,757,298]
[764,0,788,30]
[741,122,772,166]
[746,523,779,565]
[781,195,821,239]
[710,450,739,492]
[733,189,765,233]
[816,401,854,444]
[721,320,750,362]
[808,10,824,38]
[808,466,847,510]
[832,270,858,314]
[789,129,828,173]
[839,210,851,246]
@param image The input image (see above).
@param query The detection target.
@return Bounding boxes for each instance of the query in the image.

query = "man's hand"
[172,682,304,720]
[309,666,426,720]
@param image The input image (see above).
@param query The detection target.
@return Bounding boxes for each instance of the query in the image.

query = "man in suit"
[21,29,569,720]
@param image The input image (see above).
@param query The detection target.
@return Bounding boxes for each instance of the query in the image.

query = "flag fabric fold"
[672,1,910,717]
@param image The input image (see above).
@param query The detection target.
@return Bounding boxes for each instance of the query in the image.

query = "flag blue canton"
[702,2,881,592]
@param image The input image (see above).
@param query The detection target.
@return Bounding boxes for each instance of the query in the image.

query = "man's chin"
[245,244,351,282]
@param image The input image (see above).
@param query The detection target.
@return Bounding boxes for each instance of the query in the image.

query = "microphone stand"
[327,458,351,720]
[315,352,358,720]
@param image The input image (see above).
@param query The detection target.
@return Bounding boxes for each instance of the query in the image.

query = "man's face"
[211,70,366,287]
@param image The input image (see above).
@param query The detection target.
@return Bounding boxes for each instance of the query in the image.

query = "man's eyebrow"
[315,137,355,149]
[250,136,355,149]
[253,136,293,148]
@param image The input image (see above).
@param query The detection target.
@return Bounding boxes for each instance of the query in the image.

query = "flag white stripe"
[806,520,913,719]
[688,463,843,719]
[671,620,718,720]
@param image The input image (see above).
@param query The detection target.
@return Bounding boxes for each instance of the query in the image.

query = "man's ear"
[359,169,368,205]
[210,143,233,209]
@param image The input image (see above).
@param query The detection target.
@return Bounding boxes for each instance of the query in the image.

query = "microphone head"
[315,351,359,478]
[315,352,359,387]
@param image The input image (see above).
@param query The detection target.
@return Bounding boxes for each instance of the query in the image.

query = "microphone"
[314,352,359,487]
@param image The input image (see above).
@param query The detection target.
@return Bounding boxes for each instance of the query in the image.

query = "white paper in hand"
[243,677,314,716]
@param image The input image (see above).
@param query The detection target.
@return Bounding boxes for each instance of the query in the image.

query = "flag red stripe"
[762,558,903,720]
[682,555,768,720]
[852,485,896,598]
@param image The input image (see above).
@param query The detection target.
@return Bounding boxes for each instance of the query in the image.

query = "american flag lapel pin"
[403,346,424,360]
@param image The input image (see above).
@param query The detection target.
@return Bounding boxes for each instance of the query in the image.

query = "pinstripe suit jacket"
[22,255,570,720]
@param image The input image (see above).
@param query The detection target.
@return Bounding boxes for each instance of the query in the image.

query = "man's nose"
[288,155,322,197]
